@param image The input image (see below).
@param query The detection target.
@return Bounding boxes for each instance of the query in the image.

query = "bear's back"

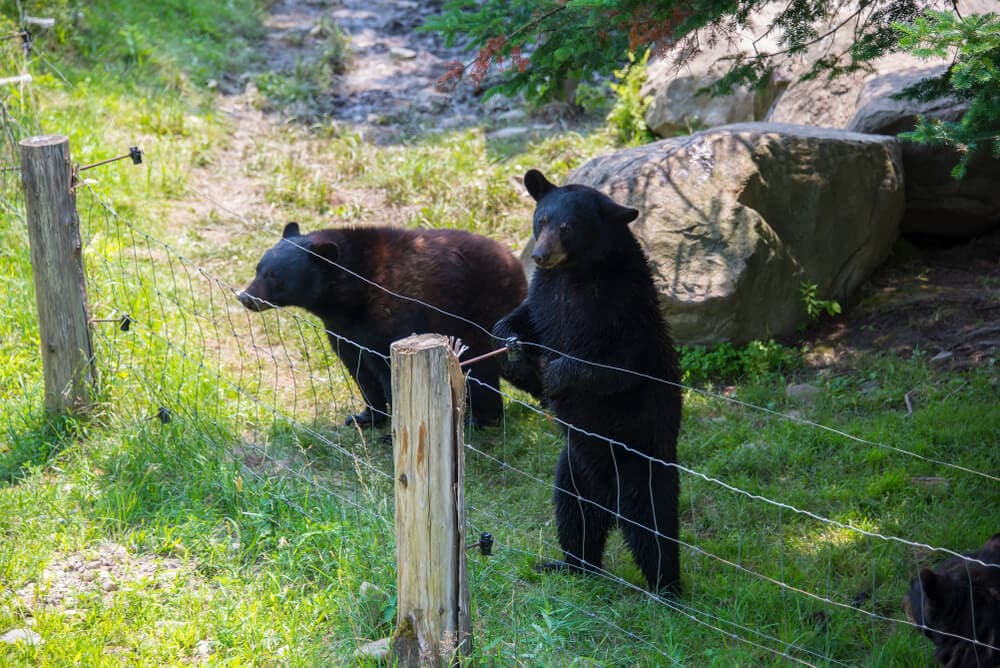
[322,226,527,340]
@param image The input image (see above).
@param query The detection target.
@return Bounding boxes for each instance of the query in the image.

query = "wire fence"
[70,181,1000,665]
[2,16,999,666]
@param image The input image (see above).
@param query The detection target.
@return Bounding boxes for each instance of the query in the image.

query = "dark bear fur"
[492,170,682,594]
[903,533,1000,668]
[239,222,538,427]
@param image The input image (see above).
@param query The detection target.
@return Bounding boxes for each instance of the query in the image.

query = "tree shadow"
[0,409,80,485]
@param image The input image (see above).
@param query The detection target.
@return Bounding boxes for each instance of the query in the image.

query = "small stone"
[1,628,44,645]
[194,639,215,658]
[389,47,417,60]
[930,351,954,364]
[488,126,531,140]
[786,383,821,403]
[496,109,527,122]
[355,637,391,660]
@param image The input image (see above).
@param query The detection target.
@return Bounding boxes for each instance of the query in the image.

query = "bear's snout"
[238,290,272,312]
[531,231,567,269]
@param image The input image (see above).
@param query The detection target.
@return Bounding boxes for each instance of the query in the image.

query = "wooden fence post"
[391,333,470,666]
[20,135,95,414]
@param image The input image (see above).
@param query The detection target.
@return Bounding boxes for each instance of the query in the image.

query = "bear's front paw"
[345,407,388,428]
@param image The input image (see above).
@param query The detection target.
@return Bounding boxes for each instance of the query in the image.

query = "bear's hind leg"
[621,463,680,595]
[543,443,614,577]
[335,340,388,427]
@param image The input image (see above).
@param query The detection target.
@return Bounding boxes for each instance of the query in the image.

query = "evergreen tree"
[427,1,999,174]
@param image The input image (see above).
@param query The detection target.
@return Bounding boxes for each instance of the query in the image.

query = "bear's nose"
[238,291,262,311]
[531,248,550,267]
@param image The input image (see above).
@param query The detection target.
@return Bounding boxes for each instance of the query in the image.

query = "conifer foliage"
[427,0,999,171]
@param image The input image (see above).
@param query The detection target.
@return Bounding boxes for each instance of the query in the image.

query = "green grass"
[1,2,998,666]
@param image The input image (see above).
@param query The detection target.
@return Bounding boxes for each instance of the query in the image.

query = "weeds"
[606,49,655,146]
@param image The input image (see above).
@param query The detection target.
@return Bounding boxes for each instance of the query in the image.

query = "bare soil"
[803,231,1000,370]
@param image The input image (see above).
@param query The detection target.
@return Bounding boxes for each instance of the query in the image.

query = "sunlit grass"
[0,1,997,666]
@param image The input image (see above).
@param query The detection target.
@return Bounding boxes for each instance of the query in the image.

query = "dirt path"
[263,0,491,140]
[179,0,515,255]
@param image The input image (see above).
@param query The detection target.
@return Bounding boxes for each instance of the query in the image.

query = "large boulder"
[564,123,905,346]
[844,61,1000,239]
[642,1,999,240]
[643,1,990,135]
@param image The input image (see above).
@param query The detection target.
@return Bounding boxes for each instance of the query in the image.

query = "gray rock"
[488,126,532,140]
[643,0,999,240]
[641,6,788,137]
[389,46,417,61]
[819,58,1000,240]
[355,637,391,660]
[930,351,954,364]
[0,628,44,645]
[562,123,904,345]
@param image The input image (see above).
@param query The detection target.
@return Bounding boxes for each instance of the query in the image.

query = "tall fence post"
[391,333,470,666]
[19,135,95,414]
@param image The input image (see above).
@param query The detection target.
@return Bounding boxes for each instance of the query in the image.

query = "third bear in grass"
[493,170,682,594]
[903,532,1000,668]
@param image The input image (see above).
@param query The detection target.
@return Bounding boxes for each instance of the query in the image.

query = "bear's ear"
[312,239,340,265]
[984,532,1000,553]
[601,198,639,225]
[918,568,942,602]
[524,169,556,202]
[282,222,301,239]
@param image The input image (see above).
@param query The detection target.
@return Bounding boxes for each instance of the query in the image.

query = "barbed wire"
[463,441,1000,656]
[14,96,982,663]
[69,180,1000,662]
[280,234,1000,485]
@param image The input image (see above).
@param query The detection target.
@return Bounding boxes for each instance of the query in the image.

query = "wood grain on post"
[20,135,95,414]
[391,333,470,666]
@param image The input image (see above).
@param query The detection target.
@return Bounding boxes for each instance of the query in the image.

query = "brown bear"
[239,222,540,427]
[903,532,1000,667]
[492,170,682,594]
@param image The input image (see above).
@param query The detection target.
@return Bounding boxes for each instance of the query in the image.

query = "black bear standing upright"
[239,223,538,427]
[902,532,1000,668]
[493,170,682,594]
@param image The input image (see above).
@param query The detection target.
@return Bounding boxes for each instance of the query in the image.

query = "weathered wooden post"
[20,135,95,414]
[391,333,470,666]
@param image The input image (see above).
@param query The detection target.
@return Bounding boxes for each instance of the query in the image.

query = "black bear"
[903,532,1000,668]
[492,170,682,594]
[239,222,538,427]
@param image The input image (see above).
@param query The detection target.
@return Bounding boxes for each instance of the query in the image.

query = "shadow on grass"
[0,409,80,485]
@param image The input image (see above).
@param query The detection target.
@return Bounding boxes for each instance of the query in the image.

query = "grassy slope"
[0,1,997,666]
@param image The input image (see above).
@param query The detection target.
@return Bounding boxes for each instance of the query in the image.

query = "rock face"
[564,123,905,345]
[641,5,788,138]
[641,1,1000,240]
[771,51,1000,240]
[843,63,1000,239]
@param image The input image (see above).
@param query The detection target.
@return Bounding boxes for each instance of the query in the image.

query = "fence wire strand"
[37,159,997,665]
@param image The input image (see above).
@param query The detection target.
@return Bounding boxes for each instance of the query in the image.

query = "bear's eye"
[559,222,572,237]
